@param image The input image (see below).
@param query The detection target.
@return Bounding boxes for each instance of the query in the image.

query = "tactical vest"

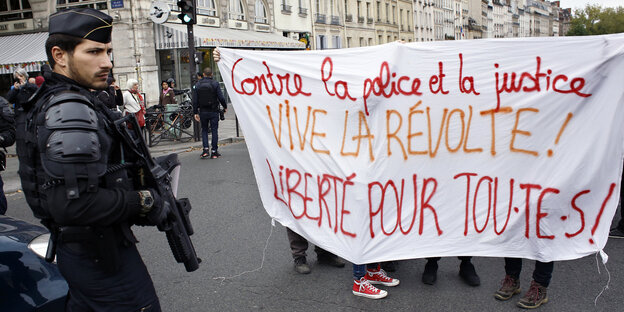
[16,83,109,220]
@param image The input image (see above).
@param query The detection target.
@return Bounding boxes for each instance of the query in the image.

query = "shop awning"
[155,23,305,50]
[0,32,48,74]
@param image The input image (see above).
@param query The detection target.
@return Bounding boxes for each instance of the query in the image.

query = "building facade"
[0,0,304,105]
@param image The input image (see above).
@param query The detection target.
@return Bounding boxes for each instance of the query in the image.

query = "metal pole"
[187,23,201,141]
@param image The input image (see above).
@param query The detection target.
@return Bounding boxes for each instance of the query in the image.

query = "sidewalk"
[2,109,244,194]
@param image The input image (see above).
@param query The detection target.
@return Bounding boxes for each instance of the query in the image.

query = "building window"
[347,36,351,48]
[197,0,217,17]
[359,37,364,46]
[333,35,341,49]
[317,34,327,49]
[385,3,388,22]
[0,0,32,22]
[255,0,268,23]
[229,0,246,20]
[376,1,380,21]
[56,0,107,10]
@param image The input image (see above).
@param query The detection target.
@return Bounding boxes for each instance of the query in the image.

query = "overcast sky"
[558,0,623,10]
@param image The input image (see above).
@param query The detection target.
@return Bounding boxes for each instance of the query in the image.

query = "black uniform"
[19,62,161,312]
[16,8,162,311]
[0,96,15,214]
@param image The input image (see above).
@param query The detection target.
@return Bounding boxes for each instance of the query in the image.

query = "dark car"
[0,215,68,311]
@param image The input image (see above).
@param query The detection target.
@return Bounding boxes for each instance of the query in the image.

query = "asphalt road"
[5,142,624,311]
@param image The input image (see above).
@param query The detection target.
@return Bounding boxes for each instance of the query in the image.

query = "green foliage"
[567,4,624,36]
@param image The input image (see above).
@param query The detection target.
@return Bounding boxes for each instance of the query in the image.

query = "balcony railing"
[331,15,340,25]
[345,14,353,22]
[281,4,292,13]
[315,13,326,24]
[299,7,308,15]
[367,17,373,24]
[358,16,364,23]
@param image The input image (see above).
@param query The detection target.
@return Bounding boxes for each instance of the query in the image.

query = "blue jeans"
[0,175,6,215]
[504,258,554,287]
[199,111,219,152]
[353,263,379,280]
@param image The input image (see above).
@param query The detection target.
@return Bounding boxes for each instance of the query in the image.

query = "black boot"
[459,260,480,286]
[422,260,438,285]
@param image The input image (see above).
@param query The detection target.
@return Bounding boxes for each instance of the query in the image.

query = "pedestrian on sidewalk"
[494,259,553,309]
[123,79,146,130]
[159,80,176,107]
[6,68,37,110]
[192,67,227,159]
[0,96,15,215]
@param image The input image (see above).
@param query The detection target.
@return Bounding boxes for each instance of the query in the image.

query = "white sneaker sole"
[368,279,400,287]
[353,289,388,299]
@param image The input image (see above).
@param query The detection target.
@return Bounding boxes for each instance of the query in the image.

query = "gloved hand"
[136,189,169,227]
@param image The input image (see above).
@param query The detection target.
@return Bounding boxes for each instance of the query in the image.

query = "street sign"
[150,1,171,24]
[111,0,124,9]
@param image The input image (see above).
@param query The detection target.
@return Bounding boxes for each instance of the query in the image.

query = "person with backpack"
[192,67,227,159]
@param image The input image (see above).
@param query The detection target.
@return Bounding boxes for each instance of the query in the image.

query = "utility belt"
[54,224,134,273]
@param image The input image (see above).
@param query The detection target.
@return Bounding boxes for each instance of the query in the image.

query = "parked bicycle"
[144,89,194,147]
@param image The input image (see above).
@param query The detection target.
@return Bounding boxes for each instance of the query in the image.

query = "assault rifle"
[113,114,200,272]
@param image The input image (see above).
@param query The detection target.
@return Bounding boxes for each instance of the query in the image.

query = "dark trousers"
[199,111,219,152]
[353,263,380,280]
[0,175,6,215]
[57,242,161,312]
[504,258,554,287]
[286,228,332,260]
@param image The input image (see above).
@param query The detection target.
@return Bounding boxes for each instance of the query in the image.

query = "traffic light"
[177,0,196,25]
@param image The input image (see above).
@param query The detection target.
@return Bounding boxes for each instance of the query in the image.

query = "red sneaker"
[366,265,400,286]
[352,277,387,299]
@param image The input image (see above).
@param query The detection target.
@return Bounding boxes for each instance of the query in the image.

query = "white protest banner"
[217,34,624,264]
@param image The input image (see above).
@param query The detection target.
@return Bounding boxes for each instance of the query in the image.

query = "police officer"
[0,96,15,215]
[16,8,166,311]
[192,67,227,159]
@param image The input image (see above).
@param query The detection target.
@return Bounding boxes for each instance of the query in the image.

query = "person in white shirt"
[123,79,141,115]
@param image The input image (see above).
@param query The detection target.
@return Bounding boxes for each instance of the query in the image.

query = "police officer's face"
[55,39,112,90]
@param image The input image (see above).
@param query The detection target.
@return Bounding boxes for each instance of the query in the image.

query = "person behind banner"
[192,67,227,159]
[609,177,624,238]
[494,259,554,309]
[352,262,399,299]
[15,8,168,311]
[286,228,345,274]
[421,256,480,286]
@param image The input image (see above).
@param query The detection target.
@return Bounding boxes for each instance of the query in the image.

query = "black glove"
[137,189,169,226]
